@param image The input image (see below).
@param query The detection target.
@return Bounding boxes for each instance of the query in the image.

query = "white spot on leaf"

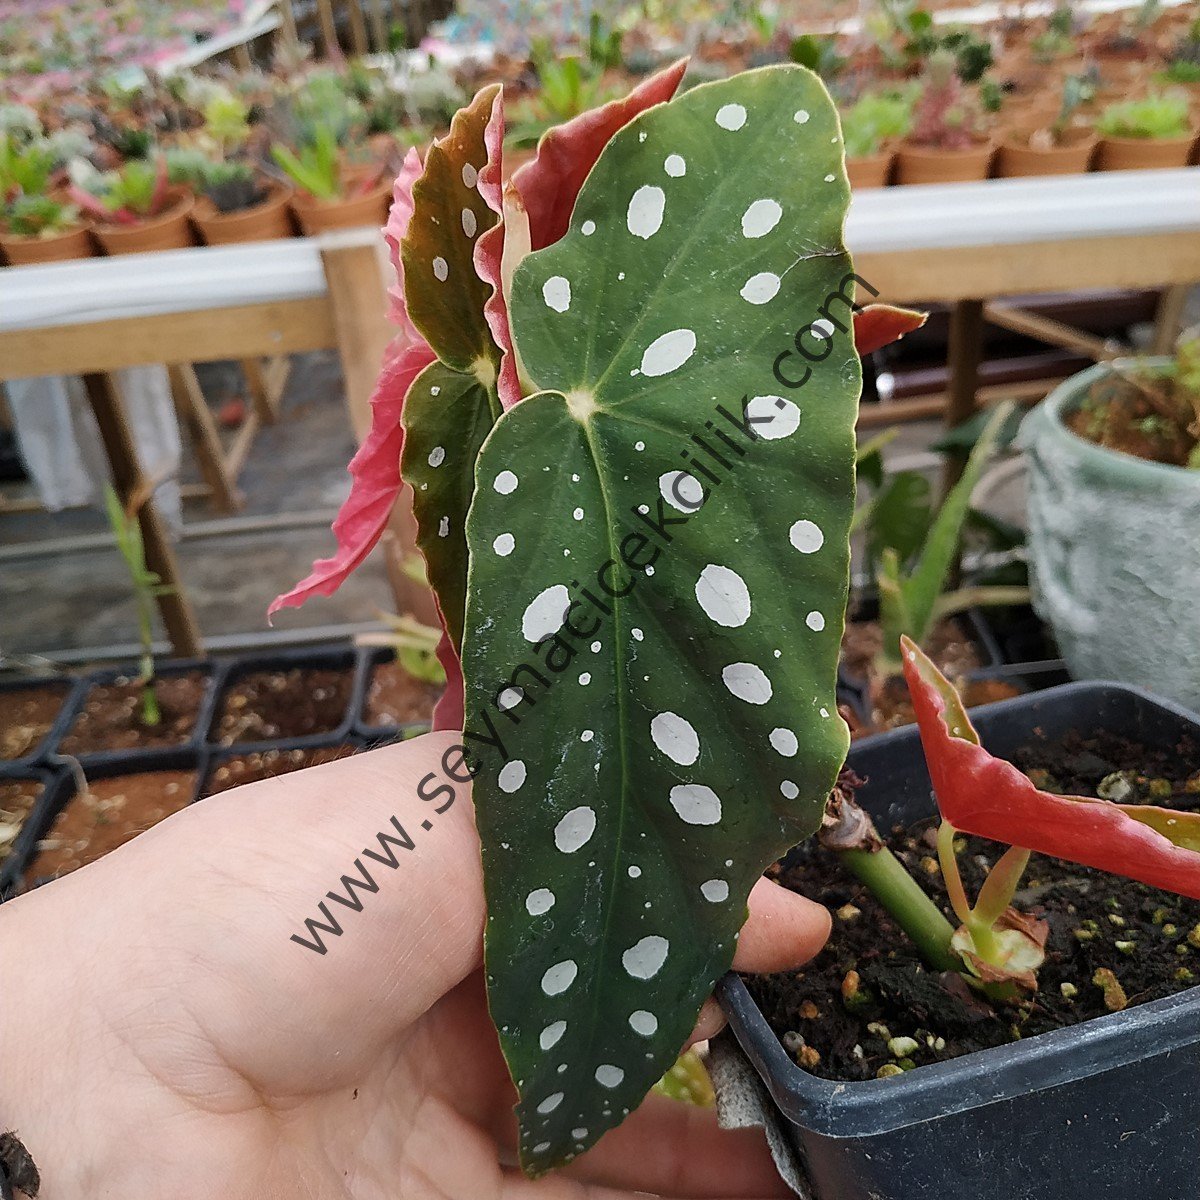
[781,780,800,799]
[640,328,696,377]
[461,207,477,237]
[664,153,686,177]
[543,275,571,312]
[630,1010,658,1036]
[554,805,596,853]
[770,727,799,757]
[541,963,576,997]
[722,662,772,704]
[527,888,555,916]
[741,271,781,305]
[428,445,445,468]
[741,198,782,238]
[650,712,700,766]
[789,519,824,553]
[499,760,527,793]
[581,219,596,236]
[522,584,570,642]
[596,1065,624,1088]
[494,470,518,494]
[493,532,515,556]
[669,783,722,825]
[716,103,747,130]
[432,256,448,281]
[745,395,801,440]
[537,1090,565,1113]
[695,563,751,627]
[623,935,669,979]
[806,610,826,632]
[659,471,704,512]
[626,184,665,239]
[701,878,730,903]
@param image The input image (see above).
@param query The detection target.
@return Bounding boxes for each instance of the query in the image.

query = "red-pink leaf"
[513,59,688,251]
[473,89,522,408]
[431,623,465,732]
[902,636,1200,900]
[383,147,425,343]
[853,304,926,355]
[268,338,436,620]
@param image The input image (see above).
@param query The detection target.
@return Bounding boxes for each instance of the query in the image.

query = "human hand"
[1,732,830,1198]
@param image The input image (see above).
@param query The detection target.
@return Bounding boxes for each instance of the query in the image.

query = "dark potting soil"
[59,672,208,756]
[363,659,442,728]
[0,778,43,867]
[0,685,65,760]
[26,770,195,882]
[747,729,1200,1083]
[201,744,359,798]
[213,667,353,745]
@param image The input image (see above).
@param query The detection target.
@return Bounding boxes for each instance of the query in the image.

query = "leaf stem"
[838,843,961,974]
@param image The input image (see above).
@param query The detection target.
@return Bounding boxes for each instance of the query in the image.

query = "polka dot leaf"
[461,67,857,1176]
[400,84,501,374]
[399,86,503,650]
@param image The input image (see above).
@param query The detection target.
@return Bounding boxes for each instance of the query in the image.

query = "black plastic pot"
[8,747,202,895]
[205,646,368,754]
[354,646,438,747]
[55,658,220,773]
[0,674,81,773]
[0,765,72,900]
[719,682,1200,1200]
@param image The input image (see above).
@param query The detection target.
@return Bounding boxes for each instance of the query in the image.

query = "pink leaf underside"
[473,88,522,410]
[852,304,927,356]
[903,642,1200,900]
[267,338,436,619]
[383,147,425,342]
[513,58,688,251]
[432,621,466,732]
[477,60,688,409]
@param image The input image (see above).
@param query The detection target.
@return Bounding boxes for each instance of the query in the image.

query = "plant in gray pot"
[721,642,1200,1200]
[1020,341,1200,708]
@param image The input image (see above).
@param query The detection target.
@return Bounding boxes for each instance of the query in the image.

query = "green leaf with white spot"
[402,362,498,647]
[400,87,502,647]
[461,66,858,1175]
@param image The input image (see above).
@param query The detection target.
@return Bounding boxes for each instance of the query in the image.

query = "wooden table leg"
[83,372,204,658]
[169,364,243,513]
[942,298,985,494]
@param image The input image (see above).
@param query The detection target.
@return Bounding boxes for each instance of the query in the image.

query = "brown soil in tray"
[0,684,67,760]
[59,671,208,756]
[870,673,1023,731]
[363,659,442,728]
[0,778,43,867]
[748,730,1200,1083]
[213,667,354,745]
[841,615,982,683]
[26,770,195,882]
[202,744,359,798]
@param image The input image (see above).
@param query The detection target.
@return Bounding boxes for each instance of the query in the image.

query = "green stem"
[936,820,972,925]
[838,844,961,974]
[973,845,1031,929]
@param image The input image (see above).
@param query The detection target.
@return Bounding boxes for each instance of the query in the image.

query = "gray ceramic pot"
[1020,360,1200,709]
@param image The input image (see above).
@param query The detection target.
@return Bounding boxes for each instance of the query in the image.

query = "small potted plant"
[839,89,913,188]
[179,88,293,245]
[70,156,194,254]
[0,132,92,265]
[995,73,1098,177]
[894,50,994,184]
[272,123,390,235]
[1094,89,1197,169]
[1020,338,1200,709]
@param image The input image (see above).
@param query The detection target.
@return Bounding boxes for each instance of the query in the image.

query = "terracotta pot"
[192,181,295,245]
[1095,131,1198,171]
[995,125,1097,177]
[289,168,391,235]
[91,187,195,255]
[845,150,893,189]
[0,221,93,265]
[893,141,994,185]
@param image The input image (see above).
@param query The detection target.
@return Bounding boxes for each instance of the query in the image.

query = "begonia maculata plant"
[274,62,925,1174]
